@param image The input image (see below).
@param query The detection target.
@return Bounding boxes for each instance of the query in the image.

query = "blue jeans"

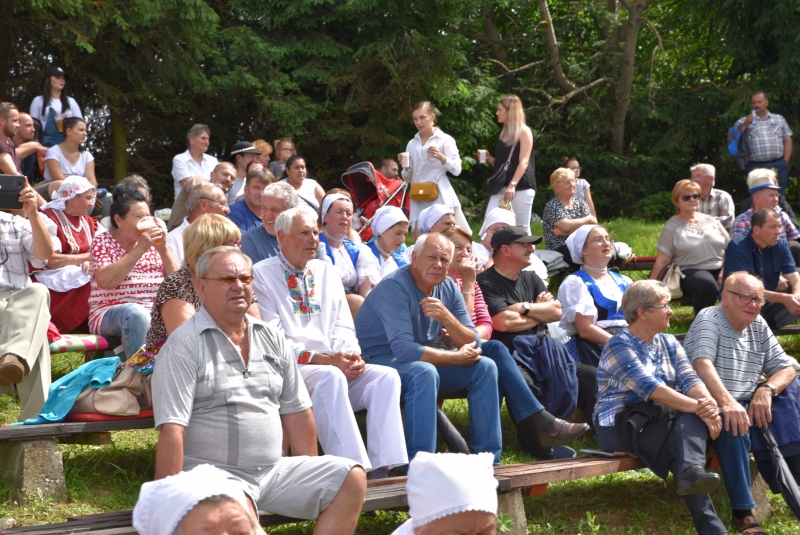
[595,413,727,535]
[748,157,789,195]
[713,423,756,510]
[480,340,544,422]
[99,303,151,360]
[368,354,502,465]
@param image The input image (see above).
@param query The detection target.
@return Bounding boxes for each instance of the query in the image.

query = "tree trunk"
[481,1,509,69]
[536,0,578,95]
[110,104,127,183]
[609,1,649,157]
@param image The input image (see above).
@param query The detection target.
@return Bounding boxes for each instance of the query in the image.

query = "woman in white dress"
[318,190,380,318]
[557,225,631,367]
[399,101,469,232]
[366,205,409,281]
[29,66,82,148]
[44,117,96,185]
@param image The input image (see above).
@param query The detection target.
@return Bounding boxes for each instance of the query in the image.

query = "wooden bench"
[6,453,772,535]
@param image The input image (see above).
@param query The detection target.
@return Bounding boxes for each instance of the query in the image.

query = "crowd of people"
[0,72,799,534]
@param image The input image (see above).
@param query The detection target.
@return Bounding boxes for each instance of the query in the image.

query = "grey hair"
[195,246,252,280]
[172,494,259,535]
[413,233,455,260]
[186,181,224,213]
[262,182,299,208]
[121,174,151,201]
[186,124,210,147]
[274,206,318,235]
[621,280,671,324]
[690,163,716,184]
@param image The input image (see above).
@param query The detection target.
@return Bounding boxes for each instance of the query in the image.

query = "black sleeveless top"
[494,139,535,191]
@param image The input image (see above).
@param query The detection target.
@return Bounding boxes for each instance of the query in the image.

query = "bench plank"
[0,419,155,442]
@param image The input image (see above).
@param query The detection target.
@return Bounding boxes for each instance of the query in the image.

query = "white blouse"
[44,145,94,182]
[328,241,380,292]
[401,128,462,223]
[557,273,631,336]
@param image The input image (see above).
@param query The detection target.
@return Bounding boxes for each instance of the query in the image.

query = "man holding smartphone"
[0,175,59,421]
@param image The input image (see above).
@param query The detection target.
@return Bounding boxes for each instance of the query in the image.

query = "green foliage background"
[1,0,798,215]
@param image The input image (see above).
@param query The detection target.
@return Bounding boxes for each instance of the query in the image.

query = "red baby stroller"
[341,161,410,241]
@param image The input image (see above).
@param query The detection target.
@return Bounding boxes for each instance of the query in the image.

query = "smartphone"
[0,174,25,209]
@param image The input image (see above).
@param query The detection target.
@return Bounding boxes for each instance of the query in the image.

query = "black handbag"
[486,143,516,195]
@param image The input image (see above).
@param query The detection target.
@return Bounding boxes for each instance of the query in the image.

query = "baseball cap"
[490,226,542,250]
[44,66,67,78]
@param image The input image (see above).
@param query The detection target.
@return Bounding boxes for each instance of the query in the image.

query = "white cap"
[405,452,498,529]
[371,205,408,237]
[41,175,95,212]
[132,464,252,535]
[321,193,353,222]
[565,224,600,264]
[479,207,517,238]
[417,204,454,233]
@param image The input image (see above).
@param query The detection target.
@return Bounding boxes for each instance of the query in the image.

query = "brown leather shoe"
[547,418,590,443]
[732,515,768,534]
[0,355,24,386]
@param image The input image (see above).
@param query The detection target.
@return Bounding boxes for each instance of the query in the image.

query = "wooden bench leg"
[497,489,527,535]
[0,439,67,502]
[710,459,772,522]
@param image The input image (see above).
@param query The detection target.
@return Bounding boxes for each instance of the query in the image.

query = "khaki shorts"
[214,455,360,520]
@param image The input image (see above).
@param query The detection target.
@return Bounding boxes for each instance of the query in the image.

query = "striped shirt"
[698,188,735,231]
[596,329,701,427]
[0,212,59,292]
[734,112,792,162]
[88,231,164,334]
[684,306,793,401]
[731,208,799,242]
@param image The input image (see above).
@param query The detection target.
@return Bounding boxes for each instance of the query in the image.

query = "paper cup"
[478,150,487,163]
[400,152,410,168]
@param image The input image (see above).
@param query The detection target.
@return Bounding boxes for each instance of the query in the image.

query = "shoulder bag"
[487,143,516,196]
[409,181,439,201]
[656,262,684,300]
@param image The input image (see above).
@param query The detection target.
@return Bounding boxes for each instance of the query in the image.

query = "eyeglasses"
[726,290,766,306]
[281,148,294,152]
[202,275,253,285]
[202,197,229,208]
[680,194,701,202]
[587,236,613,245]
[646,303,672,311]
[568,166,582,172]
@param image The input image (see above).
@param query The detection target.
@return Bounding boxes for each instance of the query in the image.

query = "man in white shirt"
[252,207,408,478]
[166,182,229,264]
[227,142,260,204]
[171,124,219,199]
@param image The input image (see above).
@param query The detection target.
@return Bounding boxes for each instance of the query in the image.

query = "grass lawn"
[1,218,798,533]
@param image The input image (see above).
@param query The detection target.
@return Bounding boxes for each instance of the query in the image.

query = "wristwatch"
[759,383,778,398]
[522,302,532,317]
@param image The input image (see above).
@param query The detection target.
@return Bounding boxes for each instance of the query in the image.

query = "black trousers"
[516,363,598,428]
[680,268,720,314]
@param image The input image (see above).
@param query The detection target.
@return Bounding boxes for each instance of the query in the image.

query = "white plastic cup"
[400,152,410,168]
[478,150,487,163]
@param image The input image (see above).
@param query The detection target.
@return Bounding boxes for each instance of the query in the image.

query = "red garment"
[454,276,493,339]
[33,209,97,333]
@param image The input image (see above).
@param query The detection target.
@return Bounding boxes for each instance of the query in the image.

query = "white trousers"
[299,363,408,471]
[485,188,536,235]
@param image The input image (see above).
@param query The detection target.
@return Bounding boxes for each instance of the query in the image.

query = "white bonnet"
[372,205,408,237]
[41,175,95,212]
[479,207,517,238]
[565,224,600,264]
[417,204,454,233]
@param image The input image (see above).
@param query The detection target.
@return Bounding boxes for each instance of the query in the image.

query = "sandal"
[732,515,768,534]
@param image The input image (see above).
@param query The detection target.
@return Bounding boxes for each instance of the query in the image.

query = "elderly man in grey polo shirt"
[153,246,366,534]
[684,271,796,534]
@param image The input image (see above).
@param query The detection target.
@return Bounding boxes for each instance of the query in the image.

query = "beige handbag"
[656,263,685,300]
[409,181,439,201]
[70,364,152,416]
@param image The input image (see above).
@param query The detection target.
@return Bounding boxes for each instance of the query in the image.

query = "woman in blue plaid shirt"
[595,280,727,535]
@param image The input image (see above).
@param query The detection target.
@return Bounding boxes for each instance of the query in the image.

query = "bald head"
[14,112,35,143]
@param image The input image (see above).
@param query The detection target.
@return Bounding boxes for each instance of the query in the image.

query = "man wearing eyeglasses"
[0,177,58,421]
[153,245,367,533]
[166,182,229,264]
[684,271,797,534]
[724,208,800,330]
[251,207,408,479]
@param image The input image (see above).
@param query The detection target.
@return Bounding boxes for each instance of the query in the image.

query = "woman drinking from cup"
[43,117,96,185]
[399,101,469,233]
[29,66,82,148]
[280,155,324,212]
[89,184,178,359]
[32,176,98,333]
[479,95,536,233]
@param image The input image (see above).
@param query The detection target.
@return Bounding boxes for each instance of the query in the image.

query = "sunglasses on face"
[203,275,253,285]
[681,194,701,202]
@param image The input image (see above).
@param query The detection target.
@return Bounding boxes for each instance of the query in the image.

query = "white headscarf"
[565,224,600,264]
[417,204,454,233]
[320,193,353,223]
[41,176,95,212]
[391,452,498,534]
[479,207,517,238]
[371,206,408,237]
[132,464,253,535]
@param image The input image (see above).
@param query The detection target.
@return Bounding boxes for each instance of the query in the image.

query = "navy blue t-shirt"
[723,232,796,291]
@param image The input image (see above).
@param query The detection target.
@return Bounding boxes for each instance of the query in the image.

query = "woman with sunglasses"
[650,179,730,314]
[557,225,631,368]
[145,214,259,348]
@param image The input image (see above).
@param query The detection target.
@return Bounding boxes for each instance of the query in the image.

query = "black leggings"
[680,268,720,314]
